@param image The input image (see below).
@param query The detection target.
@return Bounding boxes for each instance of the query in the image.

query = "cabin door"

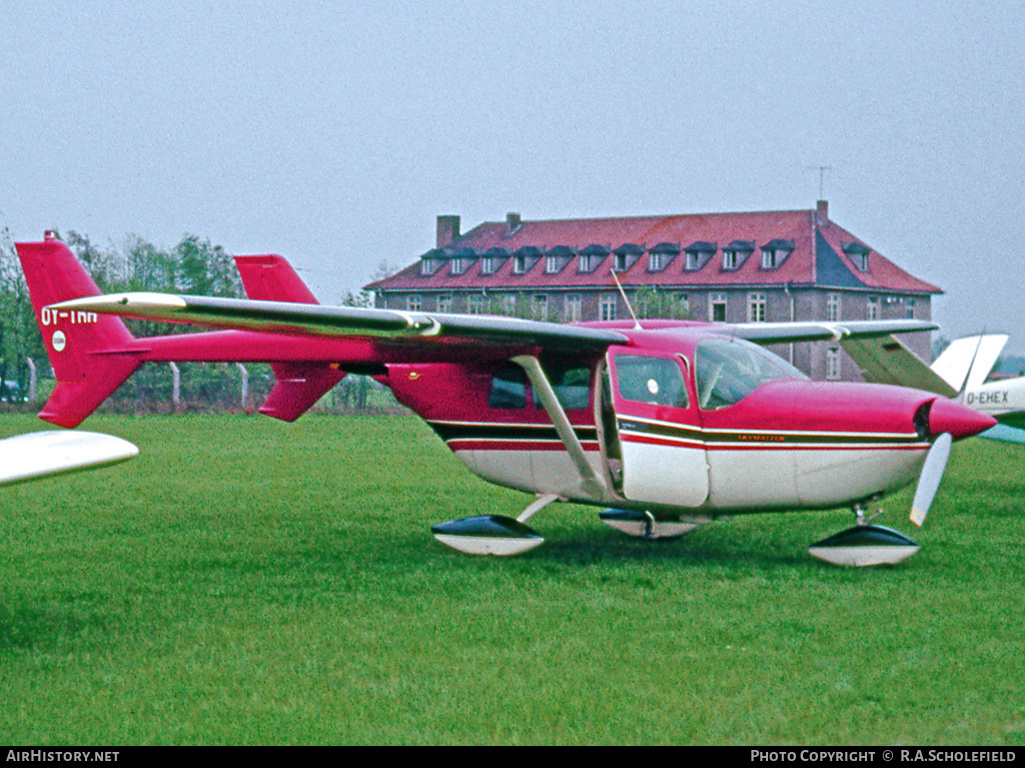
[603,349,709,508]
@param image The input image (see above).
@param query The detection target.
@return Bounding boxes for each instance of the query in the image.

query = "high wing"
[724,319,952,395]
[51,292,937,354]
[49,292,629,354]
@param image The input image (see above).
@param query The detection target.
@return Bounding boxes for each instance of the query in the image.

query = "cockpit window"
[613,354,689,409]
[694,337,806,410]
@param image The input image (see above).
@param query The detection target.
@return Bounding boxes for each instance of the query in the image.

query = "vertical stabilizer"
[15,233,142,427]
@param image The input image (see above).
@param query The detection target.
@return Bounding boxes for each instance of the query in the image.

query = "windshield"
[694,337,806,410]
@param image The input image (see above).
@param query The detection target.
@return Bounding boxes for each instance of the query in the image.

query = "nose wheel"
[808,504,920,567]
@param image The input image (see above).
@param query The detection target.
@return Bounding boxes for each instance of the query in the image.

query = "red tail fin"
[233,254,343,421]
[15,233,142,428]
[234,254,320,304]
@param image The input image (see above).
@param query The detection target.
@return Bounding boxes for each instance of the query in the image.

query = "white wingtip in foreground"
[0,431,138,486]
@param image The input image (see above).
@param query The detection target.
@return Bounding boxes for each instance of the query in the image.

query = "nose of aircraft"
[927,397,998,439]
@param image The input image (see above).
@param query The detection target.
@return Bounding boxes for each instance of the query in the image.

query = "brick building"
[366,202,941,381]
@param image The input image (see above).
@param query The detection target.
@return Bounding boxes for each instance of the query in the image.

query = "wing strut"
[511,355,608,500]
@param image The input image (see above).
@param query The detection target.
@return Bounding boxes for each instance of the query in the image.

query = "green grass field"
[2,413,1024,745]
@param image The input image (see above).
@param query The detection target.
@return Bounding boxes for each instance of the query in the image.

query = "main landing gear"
[807,504,920,567]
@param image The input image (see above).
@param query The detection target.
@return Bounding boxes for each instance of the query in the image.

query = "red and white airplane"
[17,232,996,566]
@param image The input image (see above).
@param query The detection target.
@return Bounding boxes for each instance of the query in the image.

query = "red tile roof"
[367,207,942,295]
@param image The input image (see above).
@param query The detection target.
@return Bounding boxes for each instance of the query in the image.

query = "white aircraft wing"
[0,431,138,486]
[931,334,1009,391]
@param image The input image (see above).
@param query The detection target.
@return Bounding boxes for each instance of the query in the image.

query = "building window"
[450,258,465,275]
[468,294,485,315]
[566,294,582,322]
[579,254,592,273]
[406,295,422,312]
[747,292,767,322]
[867,296,880,320]
[709,293,727,322]
[826,293,841,322]
[722,250,739,270]
[533,294,548,321]
[513,255,527,274]
[685,251,700,270]
[502,294,517,315]
[545,255,560,274]
[613,253,628,272]
[481,257,496,275]
[600,294,617,321]
[648,252,662,272]
[679,294,691,317]
[437,295,453,313]
[905,298,916,319]
[760,248,788,269]
[826,348,841,380]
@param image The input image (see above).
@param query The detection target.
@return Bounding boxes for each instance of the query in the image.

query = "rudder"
[15,232,141,427]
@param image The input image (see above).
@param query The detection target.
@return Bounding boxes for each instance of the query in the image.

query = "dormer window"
[450,258,466,275]
[419,248,445,276]
[513,254,527,274]
[647,243,679,273]
[543,246,573,275]
[511,246,541,276]
[683,242,716,271]
[721,241,754,271]
[480,247,509,275]
[760,239,794,269]
[578,244,608,274]
[612,244,643,273]
[843,242,871,272]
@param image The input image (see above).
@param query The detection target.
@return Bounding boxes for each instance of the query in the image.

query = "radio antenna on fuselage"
[610,268,642,330]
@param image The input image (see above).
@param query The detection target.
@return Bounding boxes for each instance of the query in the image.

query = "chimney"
[505,212,521,236]
[816,200,829,223]
[436,215,460,248]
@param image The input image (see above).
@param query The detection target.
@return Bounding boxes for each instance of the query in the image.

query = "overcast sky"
[2,1,1023,352]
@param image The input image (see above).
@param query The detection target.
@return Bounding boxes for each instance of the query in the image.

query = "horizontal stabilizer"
[0,430,138,486]
[260,363,345,422]
[40,355,143,428]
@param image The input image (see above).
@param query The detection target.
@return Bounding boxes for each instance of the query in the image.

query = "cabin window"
[694,337,806,410]
[533,363,591,410]
[489,365,527,409]
[613,355,689,409]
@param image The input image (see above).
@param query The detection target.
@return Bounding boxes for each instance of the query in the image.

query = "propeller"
[909,431,952,527]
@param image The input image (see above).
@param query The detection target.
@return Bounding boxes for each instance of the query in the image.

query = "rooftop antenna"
[610,268,642,330]
[804,165,833,199]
